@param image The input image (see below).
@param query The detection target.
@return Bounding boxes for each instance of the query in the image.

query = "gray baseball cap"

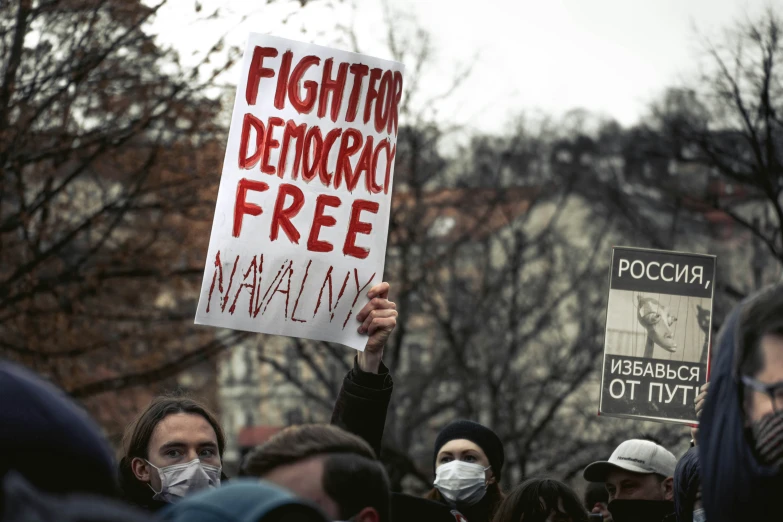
[583,439,677,482]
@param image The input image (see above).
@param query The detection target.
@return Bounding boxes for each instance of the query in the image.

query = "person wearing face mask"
[673,447,703,522]
[118,396,227,511]
[427,420,506,522]
[699,283,783,522]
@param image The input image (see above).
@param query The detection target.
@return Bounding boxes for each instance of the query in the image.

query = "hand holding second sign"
[691,381,709,446]
[695,381,709,418]
[356,282,397,373]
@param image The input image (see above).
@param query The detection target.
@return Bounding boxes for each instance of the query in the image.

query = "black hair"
[738,283,783,377]
[323,453,391,522]
[492,478,587,522]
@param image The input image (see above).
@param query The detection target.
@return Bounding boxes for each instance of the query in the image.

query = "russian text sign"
[599,247,717,424]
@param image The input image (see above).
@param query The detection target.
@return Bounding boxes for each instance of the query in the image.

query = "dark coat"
[673,447,699,522]
[1,470,153,522]
[331,356,393,458]
[699,298,783,522]
[0,361,118,498]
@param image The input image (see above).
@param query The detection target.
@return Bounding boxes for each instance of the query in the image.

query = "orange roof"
[389,186,539,244]
[237,426,284,448]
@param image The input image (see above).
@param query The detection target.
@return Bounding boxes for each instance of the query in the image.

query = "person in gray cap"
[583,437,677,522]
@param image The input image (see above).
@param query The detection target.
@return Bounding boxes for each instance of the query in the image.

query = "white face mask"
[433,460,490,506]
[692,508,706,522]
[146,458,221,503]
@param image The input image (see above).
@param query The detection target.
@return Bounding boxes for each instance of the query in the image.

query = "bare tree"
[0,0,310,436]
[248,8,690,494]
[689,8,783,272]
[603,9,783,304]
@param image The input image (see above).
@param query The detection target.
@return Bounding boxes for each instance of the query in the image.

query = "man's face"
[262,456,341,519]
[605,468,671,502]
[745,334,783,423]
[131,413,220,491]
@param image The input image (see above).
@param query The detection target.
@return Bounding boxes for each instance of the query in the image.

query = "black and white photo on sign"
[604,289,712,364]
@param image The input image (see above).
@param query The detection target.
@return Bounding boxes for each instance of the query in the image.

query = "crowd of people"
[1,280,782,522]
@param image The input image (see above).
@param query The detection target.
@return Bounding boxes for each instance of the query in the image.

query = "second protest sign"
[599,246,717,424]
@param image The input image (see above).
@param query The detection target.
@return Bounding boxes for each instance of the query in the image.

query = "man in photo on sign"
[583,437,676,522]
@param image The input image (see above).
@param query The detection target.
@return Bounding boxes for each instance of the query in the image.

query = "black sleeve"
[330,355,393,458]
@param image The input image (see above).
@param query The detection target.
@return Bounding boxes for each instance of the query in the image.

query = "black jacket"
[0,361,118,499]
[330,356,393,458]
[673,447,699,522]
[331,357,463,522]
[699,297,783,522]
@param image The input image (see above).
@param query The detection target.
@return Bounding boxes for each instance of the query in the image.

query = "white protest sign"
[195,34,404,350]
[598,246,716,424]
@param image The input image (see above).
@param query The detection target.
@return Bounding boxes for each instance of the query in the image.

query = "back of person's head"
[240,424,375,476]
[119,395,226,509]
[0,361,117,500]
[492,478,587,522]
[322,453,390,522]
[159,479,328,522]
[241,424,389,522]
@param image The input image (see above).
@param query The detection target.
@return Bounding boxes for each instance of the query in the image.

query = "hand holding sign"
[356,282,397,373]
[695,381,709,418]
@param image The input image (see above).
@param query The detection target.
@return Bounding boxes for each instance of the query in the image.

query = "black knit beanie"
[433,420,504,475]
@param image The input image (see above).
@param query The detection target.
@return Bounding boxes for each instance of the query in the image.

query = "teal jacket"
[160,480,327,522]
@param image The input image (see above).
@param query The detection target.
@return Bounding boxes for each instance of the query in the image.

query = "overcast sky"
[148,0,774,133]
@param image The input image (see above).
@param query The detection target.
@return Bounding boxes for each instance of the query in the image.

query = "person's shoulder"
[2,471,154,522]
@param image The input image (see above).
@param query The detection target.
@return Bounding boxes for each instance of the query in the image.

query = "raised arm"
[330,282,396,458]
